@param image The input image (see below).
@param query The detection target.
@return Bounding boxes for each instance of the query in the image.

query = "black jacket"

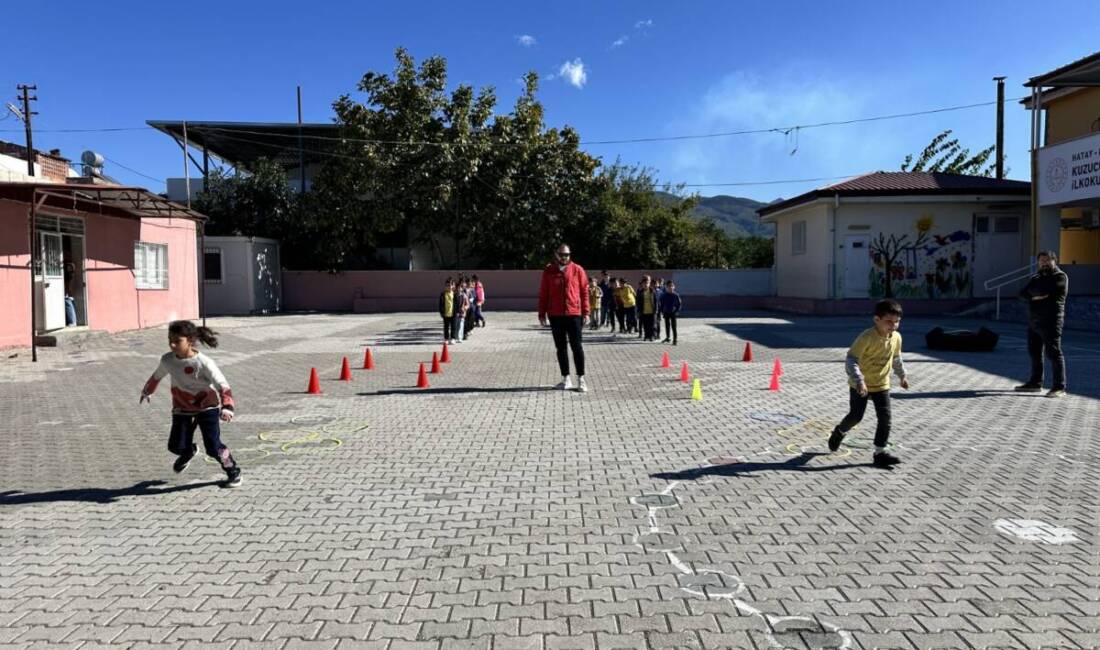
[1019,267,1068,321]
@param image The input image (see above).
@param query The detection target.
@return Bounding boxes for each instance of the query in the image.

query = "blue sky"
[0,1,1094,202]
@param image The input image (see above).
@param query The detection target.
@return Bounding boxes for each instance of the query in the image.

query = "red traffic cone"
[768,365,781,392]
[441,342,451,363]
[416,362,430,388]
[680,362,690,383]
[773,357,784,377]
[742,342,753,362]
[430,351,442,374]
[661,351,671,368]
[339,357,352,381]
[307,367,322,394]
[363,347,375,370]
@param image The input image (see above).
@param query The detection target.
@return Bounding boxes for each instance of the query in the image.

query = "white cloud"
[662,70,895,198]
[516,34,537,47]
[557,58,588,89]
[634,19,653,29]
[611,35,629,48]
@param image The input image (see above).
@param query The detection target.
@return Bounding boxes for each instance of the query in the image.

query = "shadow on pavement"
[0,479,223,506]
[652,452,876,481]
[892,389,1039,399]
[358,386,555,396]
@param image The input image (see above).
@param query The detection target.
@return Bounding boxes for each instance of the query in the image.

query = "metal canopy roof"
[1026,51,1100,88]
[0,182,207,222]
[146,120,341,169]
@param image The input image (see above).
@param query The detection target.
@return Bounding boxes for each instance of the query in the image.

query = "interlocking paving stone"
[2,311,1099,650]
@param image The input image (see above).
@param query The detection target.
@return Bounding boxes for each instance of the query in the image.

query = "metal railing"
[983,262,1036,320]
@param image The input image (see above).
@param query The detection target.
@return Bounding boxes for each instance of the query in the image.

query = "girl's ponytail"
[195,326,219,348]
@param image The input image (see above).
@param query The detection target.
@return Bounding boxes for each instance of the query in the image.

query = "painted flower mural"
[867,217,973,299]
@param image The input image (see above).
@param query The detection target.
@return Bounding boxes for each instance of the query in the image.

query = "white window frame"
[792,220,807,256]
[203,247,224,284]
[134,241,169,290]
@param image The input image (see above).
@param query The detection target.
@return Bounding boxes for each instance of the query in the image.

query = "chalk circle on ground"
[321,422,370,435]
[679,569,745,599]
[765,615,852,650]
[631,494,679,508]
[634,531,684,552]
[748,411,806,426]
[783,442,852,459]
[993,518,1080,545]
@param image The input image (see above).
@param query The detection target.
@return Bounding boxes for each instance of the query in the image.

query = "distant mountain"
[657,192,776,238]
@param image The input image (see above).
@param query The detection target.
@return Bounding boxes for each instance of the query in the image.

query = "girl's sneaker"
[173,445,196,473]
[872,452,901,468]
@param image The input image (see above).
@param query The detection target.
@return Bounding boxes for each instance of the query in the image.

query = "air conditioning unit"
[1084,209,1100,229]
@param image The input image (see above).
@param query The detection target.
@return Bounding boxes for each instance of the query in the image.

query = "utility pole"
[994,76,1006,180]
[16,84,37,176]
[297,86,306,194]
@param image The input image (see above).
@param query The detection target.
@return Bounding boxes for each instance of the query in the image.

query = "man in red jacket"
[538,244,590,392]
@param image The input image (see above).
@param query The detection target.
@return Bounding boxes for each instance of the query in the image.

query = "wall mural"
[867,215,972,299]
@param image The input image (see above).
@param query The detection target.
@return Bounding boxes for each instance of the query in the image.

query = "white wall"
[771,202,830,299]
[201,236,281,315]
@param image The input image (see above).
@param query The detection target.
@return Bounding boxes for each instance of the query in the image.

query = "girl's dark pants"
[169,409,237,469]
[442,317,454,341]
[837,388,892,448]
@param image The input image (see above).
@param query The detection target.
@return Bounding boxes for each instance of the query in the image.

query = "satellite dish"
[4,103,24,122]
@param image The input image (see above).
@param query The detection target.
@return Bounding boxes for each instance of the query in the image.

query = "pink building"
[0,181,205,353]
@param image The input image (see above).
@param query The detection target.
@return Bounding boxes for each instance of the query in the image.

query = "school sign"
[1038,131,1100,206]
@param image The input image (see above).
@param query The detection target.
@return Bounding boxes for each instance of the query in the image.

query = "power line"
[102,155,166,185]
[0,96,1025,146]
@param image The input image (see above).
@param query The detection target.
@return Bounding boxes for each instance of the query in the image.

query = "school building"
[0,142,206,353]
[757,171,1034,311]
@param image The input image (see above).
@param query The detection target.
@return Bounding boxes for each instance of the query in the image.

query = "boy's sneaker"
[827,428,845,452]
[224,467,242,488]
[577,377,588,393]
[872,451,901,468]
[1047,388,1067,398]
[1014,383,1043,393]
[172,446,196,473]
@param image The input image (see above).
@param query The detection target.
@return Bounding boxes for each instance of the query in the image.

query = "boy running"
[828,299,909,468]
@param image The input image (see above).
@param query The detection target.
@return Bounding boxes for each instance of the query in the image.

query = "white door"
[36,232,66,331]
[843,235,872,298]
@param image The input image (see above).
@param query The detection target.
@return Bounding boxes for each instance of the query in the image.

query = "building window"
[134,242,169,289]
[203,248,223,284]
[792,220,807,255]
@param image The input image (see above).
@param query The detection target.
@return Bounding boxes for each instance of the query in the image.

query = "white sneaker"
[577,377,588,393]
[556,376,574,391]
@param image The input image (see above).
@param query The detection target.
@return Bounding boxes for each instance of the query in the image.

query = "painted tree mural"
[868,230,929,298]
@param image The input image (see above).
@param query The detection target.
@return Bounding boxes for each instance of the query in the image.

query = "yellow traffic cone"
[691,378,703,401]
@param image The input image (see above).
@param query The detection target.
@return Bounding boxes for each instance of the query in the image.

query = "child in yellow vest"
[828,299,910,468]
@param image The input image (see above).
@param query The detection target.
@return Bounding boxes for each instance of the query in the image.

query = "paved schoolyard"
[1,311,1098,650]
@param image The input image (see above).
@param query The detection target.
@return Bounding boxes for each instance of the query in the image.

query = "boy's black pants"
[663,314,678,342]
[442,317,454,341]
[837,388,892,448]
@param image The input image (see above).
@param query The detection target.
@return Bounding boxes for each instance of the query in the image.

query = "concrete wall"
[0,202,199,349]
[0,202,31,348]
[770,202,830,299]
[283,268,774,313]
[202,237,282,315]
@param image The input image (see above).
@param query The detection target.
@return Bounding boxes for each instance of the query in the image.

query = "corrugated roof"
[757,171,1031,218]
[1026,51,1100,88]
[0,182,207,222]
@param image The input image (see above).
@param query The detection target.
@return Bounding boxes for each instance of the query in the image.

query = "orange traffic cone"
[441,342,451,363]
[307,367,322,394]
[680,362,690,383]
[742,342,753,362]
[339,357,352,381]
[363,348,375,370]
[773,357,783,377]
[768,365,781,392]
[416,363,430,388]
[430,352,442,374]
[661,351,671,368]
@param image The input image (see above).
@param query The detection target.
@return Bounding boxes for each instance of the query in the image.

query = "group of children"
[437,275,487,344]
[587,271,683,345]
[139,290,912,490]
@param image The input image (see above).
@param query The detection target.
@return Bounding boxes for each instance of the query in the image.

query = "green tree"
[901,129,996,176]
[726,236,774,268]
[194,158,296,238]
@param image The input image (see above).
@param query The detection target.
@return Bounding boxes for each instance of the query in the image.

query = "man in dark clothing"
[1015,251,1068,398]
